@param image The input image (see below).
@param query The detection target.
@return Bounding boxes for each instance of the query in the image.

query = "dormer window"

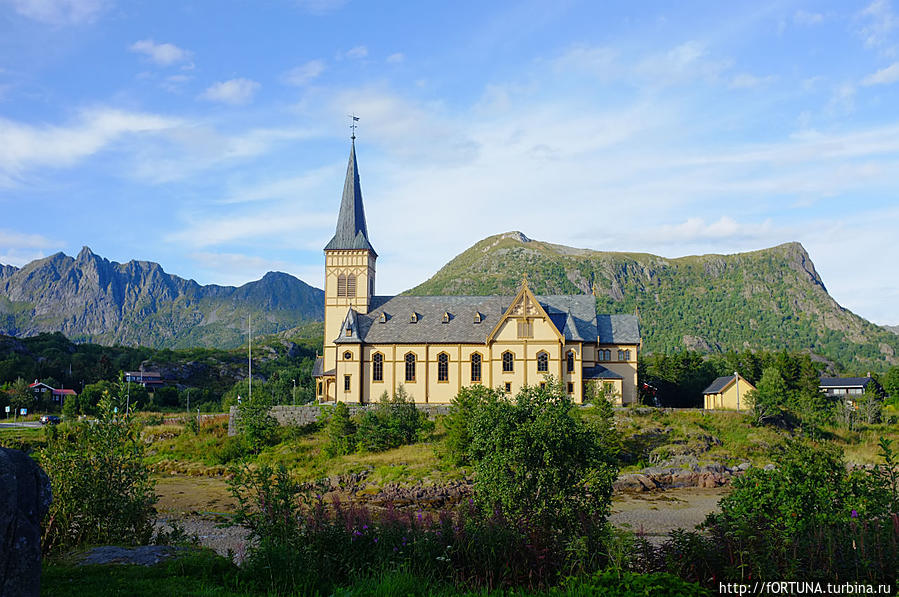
[410,312,418,323]
[473,312,482,324]
[442,312,450,323]
[345,328,352,337]
[379,312,387,323]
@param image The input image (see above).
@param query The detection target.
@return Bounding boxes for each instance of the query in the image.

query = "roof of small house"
[702,375,737,395]
[819,376,874,389]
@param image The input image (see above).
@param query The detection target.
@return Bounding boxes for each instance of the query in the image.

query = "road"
[0,421,42,429]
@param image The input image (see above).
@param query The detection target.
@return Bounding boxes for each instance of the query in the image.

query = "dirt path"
[610,487,730,537]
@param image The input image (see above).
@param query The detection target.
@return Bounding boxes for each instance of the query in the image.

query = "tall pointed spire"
[324,140,377,255]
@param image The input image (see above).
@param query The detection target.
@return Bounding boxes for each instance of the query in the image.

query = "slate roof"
[819,376,873,388]
[334,294,640,345]
[312,356,335,378]
[324,141,377,255]
[583,364,623,380]
[702,375,736,394]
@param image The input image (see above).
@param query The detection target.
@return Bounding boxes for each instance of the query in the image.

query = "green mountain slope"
[407,232,898,371]
[0,247,323,349]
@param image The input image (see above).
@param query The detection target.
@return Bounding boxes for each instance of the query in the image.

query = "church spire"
[324,139,377,255]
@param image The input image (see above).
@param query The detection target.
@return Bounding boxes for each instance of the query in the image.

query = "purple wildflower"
[851,509,858,518]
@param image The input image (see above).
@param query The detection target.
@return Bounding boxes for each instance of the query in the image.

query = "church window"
[502,351,514,373]
[617,350,625,361]
[504,382,512,392]
[517,319,532,338]
[410,312,418,323]
[317,381,322,396]
[405,353,416,382]
[624,349,631,361]
[343,351,352,360]
[567,382,574,394]
[471,353,482,382]
[346,274,356,297]
[372,353,383,382]
[597,350,605,362]
[344,375,351,392]
[443,312,450,323]
[567,350,575,373]
[537,351,549,372]
[604,349,611,361]
[337,274,347,297]
[437,353,449,382]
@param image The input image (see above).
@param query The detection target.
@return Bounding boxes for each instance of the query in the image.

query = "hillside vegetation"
[408,232,898,371]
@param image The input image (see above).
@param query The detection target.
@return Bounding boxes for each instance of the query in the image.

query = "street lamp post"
[292,379,296,405]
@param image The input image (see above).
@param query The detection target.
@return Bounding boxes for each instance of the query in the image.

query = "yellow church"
[313,140,641,405]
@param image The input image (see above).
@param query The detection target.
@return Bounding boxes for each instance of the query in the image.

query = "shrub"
[355,387,431,453]
[40,393,156,553]
[324,401,356,457]
[236,393,278,451]
[442,384,500,466]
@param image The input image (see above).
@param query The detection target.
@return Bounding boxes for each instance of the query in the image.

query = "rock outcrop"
[0,448,53,597]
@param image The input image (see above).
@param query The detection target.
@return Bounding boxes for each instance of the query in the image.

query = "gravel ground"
[155,516,250,563]
[609,487,729,538]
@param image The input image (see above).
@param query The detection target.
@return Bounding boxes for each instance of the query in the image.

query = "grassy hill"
[407,232,898,371]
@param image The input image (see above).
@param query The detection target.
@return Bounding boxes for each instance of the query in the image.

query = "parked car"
[39,415,61,425]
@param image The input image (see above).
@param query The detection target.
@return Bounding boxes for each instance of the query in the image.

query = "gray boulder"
[0,448,52,597]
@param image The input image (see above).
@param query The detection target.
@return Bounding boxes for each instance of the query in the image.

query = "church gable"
[486,283,563,344]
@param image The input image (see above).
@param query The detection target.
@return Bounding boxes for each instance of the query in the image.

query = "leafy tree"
[355,386,430,452]
[61,394,78,421]
[745,367,789,426]
[323,402,356,457]
[236,392,278,451]
[153,385,180,408]
[442,384,501,466]
[882,366,899,406]
[467,382,618,531]
[8,377,32,413]
[40,393,156,553]
[857,381,883,424]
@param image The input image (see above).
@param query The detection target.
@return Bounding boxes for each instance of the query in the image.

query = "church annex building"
[313,141,641,405]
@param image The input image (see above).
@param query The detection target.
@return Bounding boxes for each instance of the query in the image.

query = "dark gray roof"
[312,356,324,377]
[702,375,736,394]
[324,141,376,255]
[819,376,873,388]
[335,294,640,345]
[335,308,363,344]
[583,364,623,380]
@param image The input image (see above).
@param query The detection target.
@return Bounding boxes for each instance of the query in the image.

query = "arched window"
[346,274,356,297]
[502,351,514,373]
[617,350,625,361]
[437,353,449,382]
[604,349,611,361]
[566,350,575,373]
[471,353,482,382]
[624,349,631,361]
[337,274,347,297]
[372,353,383,382]
[597,349,605,362]
[405,352,416,382]
[537,351,549,372]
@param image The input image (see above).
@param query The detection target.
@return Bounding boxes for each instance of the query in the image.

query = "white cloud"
[5,0,105,25]
[343,45,368,60]
[282,60,325,86]
[0,108,178,186]
[189,251,306,286]
[794,10,824,25]
[386,52,405,64]
[649,216,775,245]
[729,73,774,89]
[169,211,333,249]
[199,78,260,105]
[0,229,60,267]
[862,61,899,85]
[161,73,193,92]
[858,0,899,50]
[129,39,192,66]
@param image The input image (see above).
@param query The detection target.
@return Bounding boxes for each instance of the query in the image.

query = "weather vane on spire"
[349,113,360,140]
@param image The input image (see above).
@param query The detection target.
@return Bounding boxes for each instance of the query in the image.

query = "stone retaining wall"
[228,404,452,436]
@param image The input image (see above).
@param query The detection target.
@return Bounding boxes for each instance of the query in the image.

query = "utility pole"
[248,315,252,402]
[292,379,296,405]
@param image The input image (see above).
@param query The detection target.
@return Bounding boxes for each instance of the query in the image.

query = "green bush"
[39,393,156,553]
[236,394,278,451]
[324,402,356,457]
[442,384,500,466]
[355,387,432,453]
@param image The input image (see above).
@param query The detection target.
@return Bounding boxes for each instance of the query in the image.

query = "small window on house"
[597,350,605,362]
[337,273,347,297]
[471,353,482,383]
[537,352,549,372]
[344,375,351,392]
[517,319,532,338]
[504,382,512,392]
[617,350,625,361]
[624,349,631,361]
[410,312,418,323]
[317,381,322,395]
[540,382,546,390]
[566,350,575,373]
[346,274,356,297]
[379,312,387,323]
[405,353,416,382]
[567,382,574,394]
[502,351,514,373]
[372,353,383,382]
[443,312,450,323]
[473,312,482,324]
[438,353,449,382]
[604,349,611,361]
[343,351,352,360]
[345,328,352,337]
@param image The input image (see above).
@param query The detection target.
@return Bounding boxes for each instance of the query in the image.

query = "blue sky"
[1,1,899,326]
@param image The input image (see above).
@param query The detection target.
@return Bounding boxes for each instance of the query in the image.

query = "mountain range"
[407,232,898,371]
[0,247,322,349]
[0,237,895,371]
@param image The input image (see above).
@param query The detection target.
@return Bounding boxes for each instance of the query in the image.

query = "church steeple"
[324,140,377,256]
